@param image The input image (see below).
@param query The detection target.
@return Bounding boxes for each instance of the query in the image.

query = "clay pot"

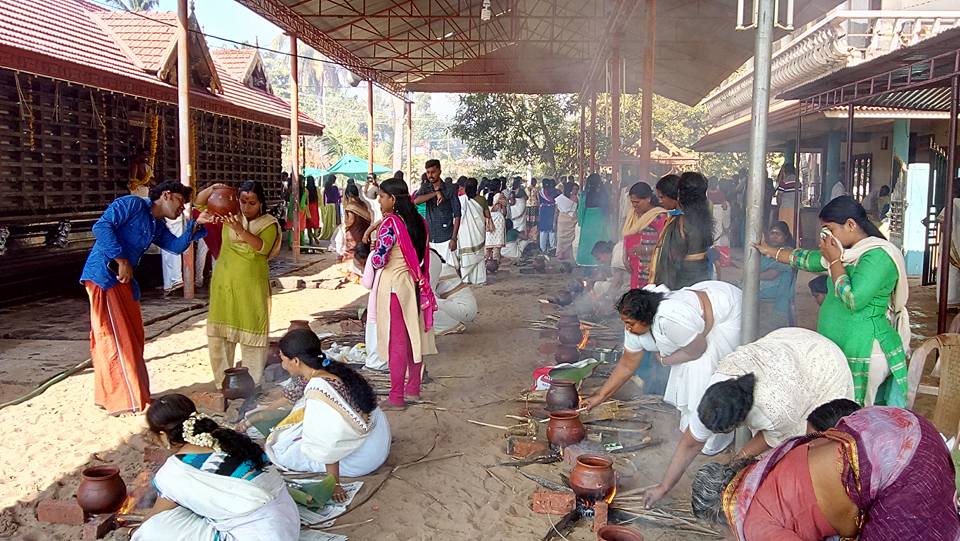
[552,291,573,306]
[557,324,583,345]
[570,454,616,502]
[485,258,499,273]
[546,409,586,448]
[545,379,580,411]
[532,256,547,273]
[77,465,127,515]
[597,525,644,541]
[557,315,580,328]
[288,320,311,332]
[266,340,281,366]
[206,186,240,216]
[554,345,580,364]
[221,366,256,400]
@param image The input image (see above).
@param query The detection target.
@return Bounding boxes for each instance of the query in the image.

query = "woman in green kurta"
[754,196,910,407]
[205,181,282,385]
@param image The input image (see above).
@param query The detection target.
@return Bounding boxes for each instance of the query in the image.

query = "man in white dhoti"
[429,249,478,335]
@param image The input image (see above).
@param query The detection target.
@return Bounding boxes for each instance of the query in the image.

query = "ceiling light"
[481,0,491,21]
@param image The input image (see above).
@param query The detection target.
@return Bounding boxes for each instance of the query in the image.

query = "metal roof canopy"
[234,0,839,105]
[780,26,960,112]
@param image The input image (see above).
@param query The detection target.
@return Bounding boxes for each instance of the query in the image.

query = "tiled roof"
[95,10,178,72]
[210,48,258,82]
[0,0,322,134]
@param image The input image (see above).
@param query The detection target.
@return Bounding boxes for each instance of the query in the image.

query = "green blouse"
[791,247,907,406]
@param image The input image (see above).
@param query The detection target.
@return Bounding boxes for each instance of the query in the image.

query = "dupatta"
[381,213,438,330]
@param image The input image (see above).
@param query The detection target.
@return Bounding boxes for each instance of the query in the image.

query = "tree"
[108,0,159,10]
[450,94,576,177]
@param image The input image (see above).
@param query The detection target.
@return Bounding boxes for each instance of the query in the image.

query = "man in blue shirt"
[80,181,212,415]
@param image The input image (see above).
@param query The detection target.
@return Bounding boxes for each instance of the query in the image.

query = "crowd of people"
[77,160,958,540]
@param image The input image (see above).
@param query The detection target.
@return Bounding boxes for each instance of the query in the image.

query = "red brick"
[592,501,609,532]
[142,445,170,467]
[187,391,225,413]
[129,470,159,510]
[531,488,575,515]
[508,436,550,458]
[37,499,86,525]
[82,514,117,540]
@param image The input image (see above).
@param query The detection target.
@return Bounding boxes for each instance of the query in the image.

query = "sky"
[155,0,458,118]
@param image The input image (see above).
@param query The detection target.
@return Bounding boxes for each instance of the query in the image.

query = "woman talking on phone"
[754,196,909,407]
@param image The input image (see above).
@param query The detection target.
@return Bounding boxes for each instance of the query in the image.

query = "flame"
[605,484,617,504]
[576,325,591,350]
[118,495,136,515]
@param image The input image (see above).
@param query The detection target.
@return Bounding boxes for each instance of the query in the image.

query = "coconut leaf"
[548,360,598,384]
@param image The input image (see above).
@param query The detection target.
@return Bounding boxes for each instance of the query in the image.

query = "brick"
[82,514,117,540]
[37,499,86,525]
[507,436,550,458]
[592,501,609,532]
[142,445,171,467]
[531,488,575,515]
[187,391,226,413]
[129,470,159,510]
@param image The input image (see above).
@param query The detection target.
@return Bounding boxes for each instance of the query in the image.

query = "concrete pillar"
[891,119,910,190]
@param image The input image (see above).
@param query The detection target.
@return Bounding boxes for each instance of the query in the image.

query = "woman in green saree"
[205,181,282,385]
[575,173,611,266]
[754,196,910,406]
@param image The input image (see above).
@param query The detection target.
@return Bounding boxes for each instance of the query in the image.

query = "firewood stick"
[466,419,511,430]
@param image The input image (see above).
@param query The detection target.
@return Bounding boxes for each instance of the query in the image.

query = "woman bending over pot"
[134,394,299,541]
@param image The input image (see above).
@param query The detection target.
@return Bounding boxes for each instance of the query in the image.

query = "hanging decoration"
[15,73,35,150]
[129,105,159,192]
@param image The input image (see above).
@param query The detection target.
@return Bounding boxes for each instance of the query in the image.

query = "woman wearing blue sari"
[758,221,796,336]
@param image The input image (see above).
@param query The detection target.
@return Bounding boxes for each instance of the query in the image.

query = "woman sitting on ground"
[758,221,797,336]
[264,329,390,501]
[692,407,960,541]
[134,394,298,541]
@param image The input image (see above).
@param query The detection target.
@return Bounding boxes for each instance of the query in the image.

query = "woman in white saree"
[265,329,390,499]
[457,178,489,285]
[134,394,299,541]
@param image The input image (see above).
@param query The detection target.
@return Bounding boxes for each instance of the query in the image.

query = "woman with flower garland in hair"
[134,394,298,541]
[264,329,391,501]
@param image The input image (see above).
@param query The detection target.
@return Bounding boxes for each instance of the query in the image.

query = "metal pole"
[611,45,622,198]
[177,0,194,299]
[589,91,598,174]
[638,0,656,184]
[845,103,854,195]
[407,100,413,182]
[938,74,959,334]
[289,34,300,261]
[794,113,802,244]
[741,0,776,347]
[368,80,375,175]
[579,98,586,184]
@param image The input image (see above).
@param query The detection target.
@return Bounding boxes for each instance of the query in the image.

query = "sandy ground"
[0,248,945,540]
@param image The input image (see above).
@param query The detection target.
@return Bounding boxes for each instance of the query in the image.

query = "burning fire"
[118,495,136,515]
[605,484,617,504]
[577,324,591,350]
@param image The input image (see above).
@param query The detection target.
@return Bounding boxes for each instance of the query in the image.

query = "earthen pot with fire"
[570,454,616,502]
[546,409,586,448]
[545,379,579,411]
[77,464,127,515]
[557,323,583,345]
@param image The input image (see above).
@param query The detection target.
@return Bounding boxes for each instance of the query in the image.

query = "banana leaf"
[548,360,599,385]
[249,409,290,437]
[288,475,336,509]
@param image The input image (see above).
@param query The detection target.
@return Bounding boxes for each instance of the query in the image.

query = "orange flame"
[604,484,617,504]
[118,495,136,515]
[576,325,591,350]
